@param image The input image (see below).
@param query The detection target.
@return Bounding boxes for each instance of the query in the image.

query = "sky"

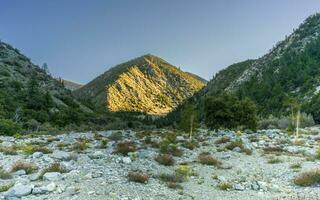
[1,0,320,84]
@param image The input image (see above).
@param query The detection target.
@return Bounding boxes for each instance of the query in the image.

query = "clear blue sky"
[1,0,320,83]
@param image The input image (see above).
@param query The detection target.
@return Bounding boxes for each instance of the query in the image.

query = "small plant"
[290,163,302,169]
[167,182,183,190]
[0,182,14,192]
[159,173,184,183]
[108,131,123,141]
[267,157,282,164]
[294,169,320,186]
[0,168,12,179]
[99,139,109,148]
[11,160,38,174]
[155,154,175,166]
[218,182,233,190]
[72,140,89,152]
[115,142,136,156]
[225,140,243,151]
[175,165,191,176]
[316,147,320,159]
[215,136,231,144]
[198,152,222,167]
[127,171,149,183]
[182,141,197,150]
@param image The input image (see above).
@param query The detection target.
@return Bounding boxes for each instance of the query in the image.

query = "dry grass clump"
[294,169,320,186]
[47,136,59,142]
[127,171,149,183]
[158,173,184,183]
[0,168,12,179]
[10,160,38,174]
[263,146,285,154]
[155,154,175,166]
[218,182,233,190]
[198,152,222,167]
[0,146,17,155]
[292,139,305,146]
[167,182,183,190]
[56,142,67,149]
[242,148,253,155]
[40,162,68,178]
[32,146,53,154]
[215,136,231,144]
[72,140,89,152]
[115,142,136,155]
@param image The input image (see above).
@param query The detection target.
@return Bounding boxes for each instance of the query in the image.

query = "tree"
[204,94,257,130]
[179,104,199,141]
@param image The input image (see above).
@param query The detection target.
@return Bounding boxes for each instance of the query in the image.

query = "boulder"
[43,172,63,181]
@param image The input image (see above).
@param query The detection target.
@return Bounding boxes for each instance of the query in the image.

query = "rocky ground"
[0,127,319,200]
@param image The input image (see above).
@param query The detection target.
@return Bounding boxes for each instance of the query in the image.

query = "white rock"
[234,184,245,191]
[122,157,132,164]
[52,150,71,161]
[43,172,63,181]
[5,184,33,198]
[13,170,26,176]
[45,182,57,192]
[32,152,43,158]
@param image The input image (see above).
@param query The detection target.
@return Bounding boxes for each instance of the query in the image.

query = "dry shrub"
[198,152,222,167]
[215,136,231,144]
[294,169,320,186]
[11,160,38,174]
[128,171,149,183]
[155,154,175,166]
[159,173,184,183]
[115,142,136,155]
[263,146,285,154]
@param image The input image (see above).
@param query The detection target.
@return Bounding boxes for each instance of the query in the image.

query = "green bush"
[204,94,257,130]
[0,119,22,136]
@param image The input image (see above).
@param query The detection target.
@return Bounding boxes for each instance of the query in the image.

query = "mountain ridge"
[74,54,206,115]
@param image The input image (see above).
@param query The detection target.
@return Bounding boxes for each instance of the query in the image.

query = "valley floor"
[0,127,320,200]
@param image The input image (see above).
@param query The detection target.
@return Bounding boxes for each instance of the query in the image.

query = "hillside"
[183,13,320,122]
[60,79,83,91]
[0,40,90,128]
[74,54,206,115]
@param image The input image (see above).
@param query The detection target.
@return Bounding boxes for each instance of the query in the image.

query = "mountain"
[59,79,83,91]
[193,13,320,122]
[185,72,208,84]
[0,40,90,127]
[74,54,206,115]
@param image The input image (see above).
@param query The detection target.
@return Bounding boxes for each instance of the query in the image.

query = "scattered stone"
[51,150,71,161]
[43,172,63,181]
[5,184,33,198]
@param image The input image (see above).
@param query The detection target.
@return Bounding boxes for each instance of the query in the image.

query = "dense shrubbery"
[0,119,21,136]
[204,94,257,130]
